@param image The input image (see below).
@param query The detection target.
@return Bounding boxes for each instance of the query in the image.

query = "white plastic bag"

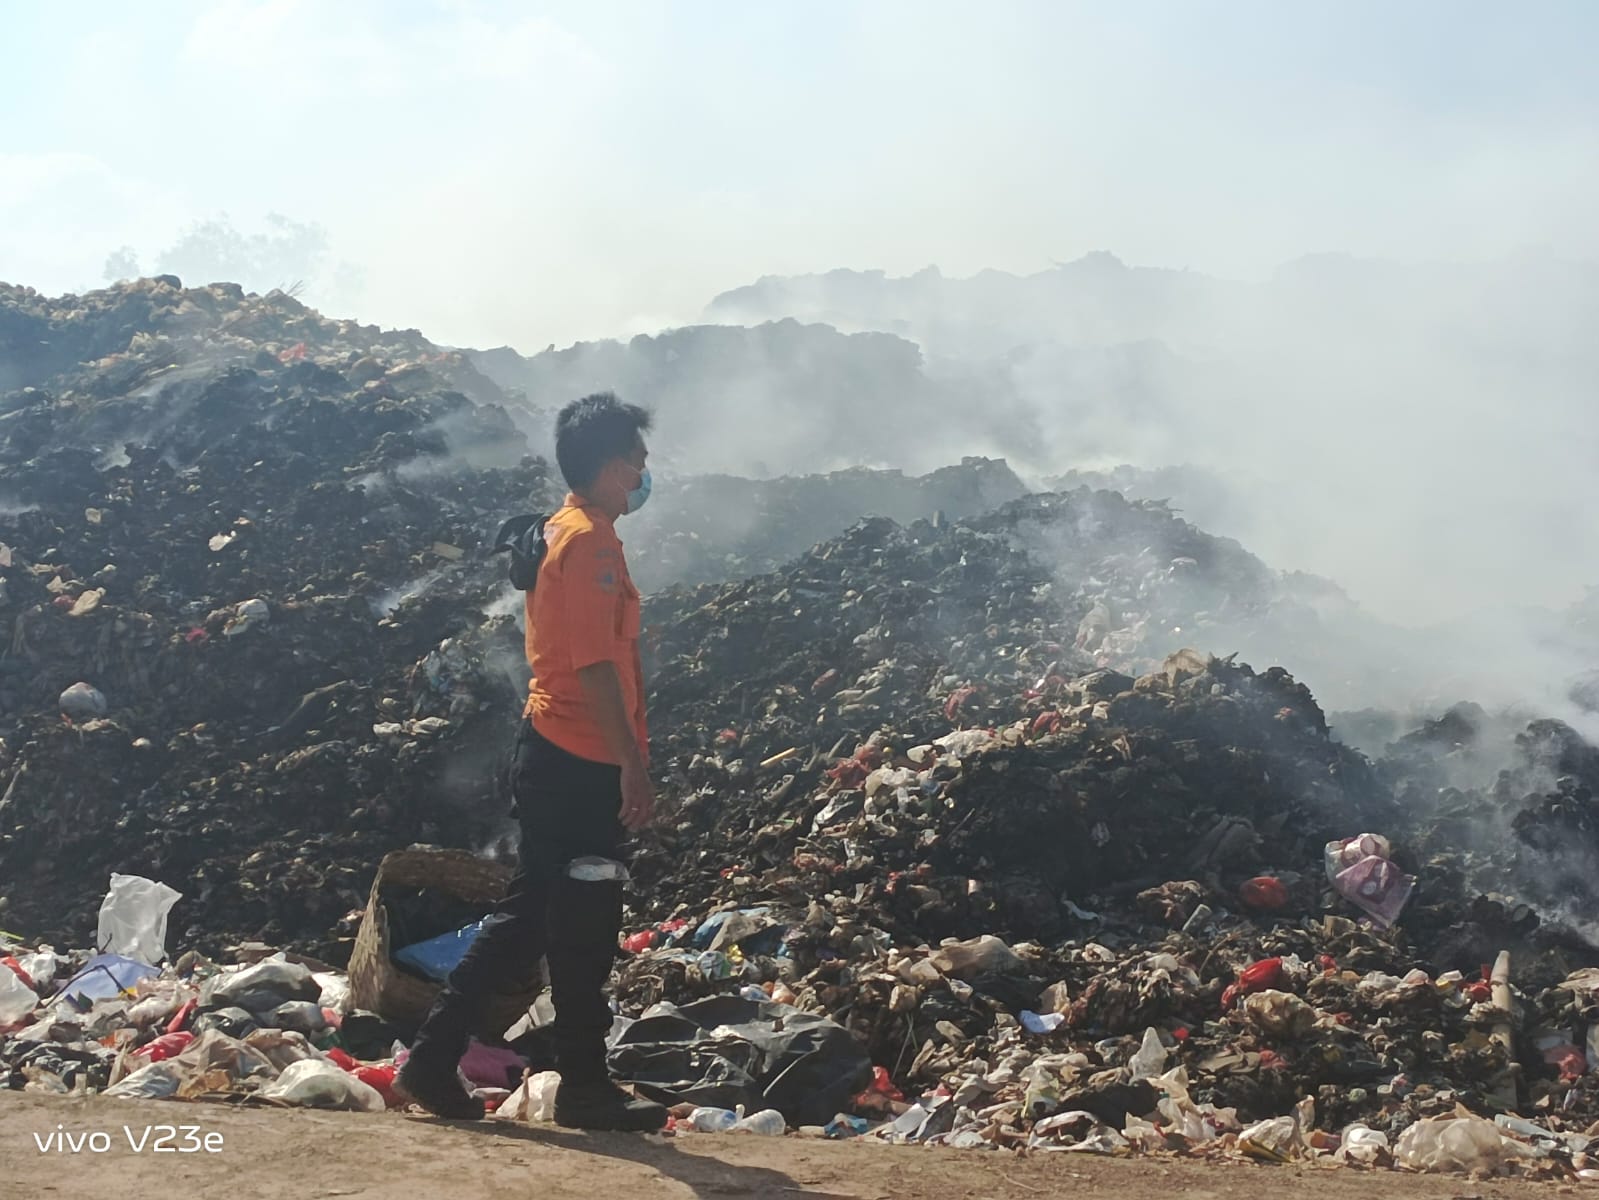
[96,874,182,965]
[491,1069,561,1122]
[259,1058,385,1113]
[0,967,37,1025]
[1338,1123,1391,1165]
[1396,1111,1516,1173]
[17,948,60,989]
[1129,1027,1168,1079]
[105,1061,182,1100]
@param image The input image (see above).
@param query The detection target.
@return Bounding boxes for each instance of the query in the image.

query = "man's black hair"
[554,392,652,490]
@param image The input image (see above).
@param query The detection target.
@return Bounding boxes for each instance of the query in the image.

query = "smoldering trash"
[3,279,1599,1178]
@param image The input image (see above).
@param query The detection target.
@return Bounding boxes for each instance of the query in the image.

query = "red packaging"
[134,1031,196,1062]
[1221,956,1286,1009]
[1238,876,1290,911]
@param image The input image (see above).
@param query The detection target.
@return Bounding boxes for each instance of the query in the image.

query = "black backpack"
[492,513,551,591]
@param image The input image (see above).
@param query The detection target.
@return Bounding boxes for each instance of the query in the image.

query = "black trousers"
[408,721,625,1084]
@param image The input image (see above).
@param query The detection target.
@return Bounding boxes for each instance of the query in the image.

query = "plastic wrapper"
[259,1058,386,1113]
[96,874,182,965]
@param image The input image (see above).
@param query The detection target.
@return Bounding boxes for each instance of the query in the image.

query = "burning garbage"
[4,279,1599,1176]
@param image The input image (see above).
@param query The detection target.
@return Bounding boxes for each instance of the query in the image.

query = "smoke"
[102,213,366,314]
[587,252,1595,722]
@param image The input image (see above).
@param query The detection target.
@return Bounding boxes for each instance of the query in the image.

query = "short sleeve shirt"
[523,495,647,764]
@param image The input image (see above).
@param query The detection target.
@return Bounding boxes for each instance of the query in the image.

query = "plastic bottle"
[731,1108,787,1135]
[688,1106,739,1132]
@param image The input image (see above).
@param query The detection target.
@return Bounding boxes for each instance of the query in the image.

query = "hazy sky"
[4,0,1597,349]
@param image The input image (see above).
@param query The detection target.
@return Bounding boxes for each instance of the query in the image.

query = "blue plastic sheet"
[392,920,486,982]
[59,953,159,1005]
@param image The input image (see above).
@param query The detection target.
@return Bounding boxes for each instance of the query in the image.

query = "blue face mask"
[625,466,652,514]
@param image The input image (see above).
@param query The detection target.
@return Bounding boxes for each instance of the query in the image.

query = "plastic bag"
[1239,1115,1302,1162]
[1395,1111,1515,1173]
[1243,989,1316,1038]
[1020,1009,1066,1034]
[96,874,182,965]
[243,1028,322,1072]
[928,934,1023,978]
[0,966,37,1025]
[1221,957,1286,1008]
[391,921,485,983]
[170,1029,276,1081]
[259,1058,385,1113]
[1129,1027,1168,1079]
[58,953,159,1005]
[201,957,320,1012]
[1337,1123,1390,1165]
[460,1040,525,1088]
[59,682,108,719]
[1325,834,1415,928]
[105,1061,182,1100]
[492,1070,561,1122]
[17,948,61,990]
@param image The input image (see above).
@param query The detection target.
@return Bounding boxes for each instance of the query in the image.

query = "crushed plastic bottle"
[688,1106,739,1132]
[731,1108,787,1135]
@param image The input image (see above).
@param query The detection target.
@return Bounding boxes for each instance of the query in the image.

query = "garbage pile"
[640,491,1318,768]
[608,496,1599,1174]
[609,643,1599,1174]
[7,278,1599,1176]
[0,278,555,954]
[625,457,1027,593]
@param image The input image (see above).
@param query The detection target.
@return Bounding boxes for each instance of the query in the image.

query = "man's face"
[622,436,648,482]
[595,436,648,512]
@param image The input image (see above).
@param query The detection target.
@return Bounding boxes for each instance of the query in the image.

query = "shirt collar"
[564,492,618,533]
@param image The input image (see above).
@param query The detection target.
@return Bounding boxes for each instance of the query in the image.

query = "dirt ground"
[1,1092,1580,1199]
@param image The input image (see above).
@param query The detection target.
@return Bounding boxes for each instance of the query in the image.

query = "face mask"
[625,465,652,514]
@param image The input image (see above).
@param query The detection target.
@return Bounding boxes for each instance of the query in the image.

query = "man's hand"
[619,760,656,831]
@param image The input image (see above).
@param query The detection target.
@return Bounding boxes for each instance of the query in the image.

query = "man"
[397,393,666,1131]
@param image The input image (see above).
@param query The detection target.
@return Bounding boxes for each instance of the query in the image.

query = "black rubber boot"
[553,1079,668,1132]
[396,1054,485,1120]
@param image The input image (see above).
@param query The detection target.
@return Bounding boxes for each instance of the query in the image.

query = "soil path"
[1,1092,1569,1199]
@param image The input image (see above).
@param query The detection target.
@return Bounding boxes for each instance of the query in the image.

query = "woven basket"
[347,847,534,1031]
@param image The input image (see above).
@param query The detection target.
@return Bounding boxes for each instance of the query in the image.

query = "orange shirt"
[523,494,648,765]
